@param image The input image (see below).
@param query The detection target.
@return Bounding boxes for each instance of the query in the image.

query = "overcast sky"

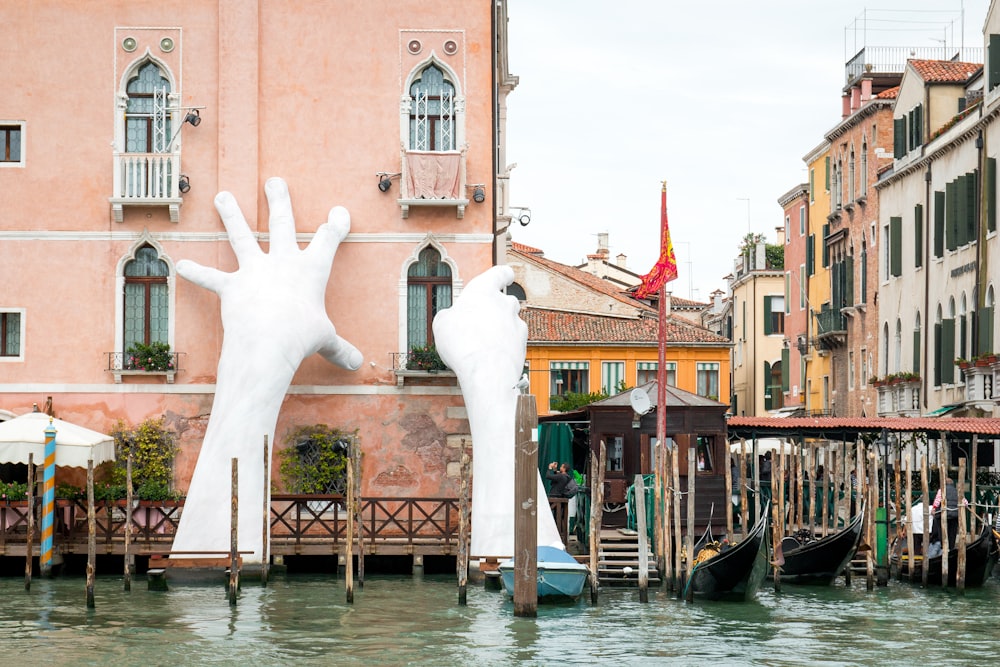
[504,1,988,303]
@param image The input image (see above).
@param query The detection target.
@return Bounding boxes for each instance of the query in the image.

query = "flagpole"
[655,182,669,585]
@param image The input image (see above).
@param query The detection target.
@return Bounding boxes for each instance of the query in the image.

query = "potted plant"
[107,417,179,502]
[1,480,29,504]
[279,424,353,496]
[125,341,175,372]
[405,344,448,372]
[955,357,971,370]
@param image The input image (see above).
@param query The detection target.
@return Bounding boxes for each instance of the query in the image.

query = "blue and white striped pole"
[41,421,56,575]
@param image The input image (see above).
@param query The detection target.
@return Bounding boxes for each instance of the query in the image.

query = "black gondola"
[772,501,865,585]
[892,521,999,587]
[685,502,769,601]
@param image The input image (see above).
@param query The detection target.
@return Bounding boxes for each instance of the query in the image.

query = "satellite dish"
[629,388,652,415]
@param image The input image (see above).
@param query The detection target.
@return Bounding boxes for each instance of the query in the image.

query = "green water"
[1,573,997,666]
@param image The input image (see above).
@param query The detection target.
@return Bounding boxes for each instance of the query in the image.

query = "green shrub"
[279,425,353,495]
[125,341,175,371]
[1,480,29,501]
[406,344,447,371]
[108,417,179,500]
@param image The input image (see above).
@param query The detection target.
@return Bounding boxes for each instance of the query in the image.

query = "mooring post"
[589,440,606,604]
[739,439,748,541]
[353,440,364,588]
[229,457,238,606]
[261,435,269,588]
[513,394,538,618]
[864,446,875,591]
[663,445,673,590]
[905,453,914,582]
[672,435,683,596]
[724,444,733,543]
[654,433,665,579]
[970,435,978,537]
[457,442,471,605]
[937,436,949,588]
[772,449,781,593]
[920,446,930,587]
[823,449,833,539]
[124,452,133,592]
[635,474,649,602]
[86,458,96,609]
[24,453,34,591]
[345,444,355,604]
[957,457,967,593]
[685,441,696,602]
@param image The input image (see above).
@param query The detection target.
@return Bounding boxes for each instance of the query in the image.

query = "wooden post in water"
[589,440,606,604]
[663,445,673,590]
[937,436,949,588]
[353,439,364,589]
[865,448,875,591]
[672,435,683,595]
[904,452,914,581]
[805,446,814,536]
[739,439,748,541]
[513,394,538,618]
[229,458,239,606]
[724,444,733,542]
[457,442,471,605]
[826,449,836,539]
[970,434,978,537]
[261,435,269,587]
[25,453,34,591]
[957,457,967,593]
[124,453,133,592]
[771,449,781,593]
[794,440,803,533]
[86,458,96,609]
[920,446,931,587]
[635,474,649,602]
[345,444,355,604]
[684,443,696,603]
[893,441,901,557]
[654,433,664,577]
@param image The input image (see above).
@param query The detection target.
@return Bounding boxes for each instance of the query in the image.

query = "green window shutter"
[988,158,997,233]
[914,104,923,146]
[913,328,920,375]
[914,204,923,267]
[822,223,830,267]
[968,170,978,243]
[894,117,906,158]
[831,262,841,309]
[763,296,773,335]
[934,322,942,386]
[979,306,994,355]
[990,34,1000,90]
[946,180,958,251]
[890,216,902,277]
[942,318,955,384]
[825,156,830,191]
[960,315,968,360]
[763,360,772,411]
[807,234,815,275]
[845,255,854,306]
[956,175,968,247]
[784,273,790,313]
[781,347,790,392]
[934,190,945,257]
[809,169,815,202]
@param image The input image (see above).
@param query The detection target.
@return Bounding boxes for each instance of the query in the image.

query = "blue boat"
[498,546,590,601]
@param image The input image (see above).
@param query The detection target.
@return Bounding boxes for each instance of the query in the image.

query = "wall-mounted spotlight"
[467,183,486,203]
[510,207,531,226]
[178,174,191,194]
[376,171,401,193]
[183,109,202,127]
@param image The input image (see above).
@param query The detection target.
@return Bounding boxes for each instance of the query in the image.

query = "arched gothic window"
[124,245,169,350]
[409,64,455,152]
[125,62,171,154]
[407,247,452,348]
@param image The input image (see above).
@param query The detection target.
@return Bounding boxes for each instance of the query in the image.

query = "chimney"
[850,86,861,113]
[860,77,872,102]
[616,252,627,268]
[596,232,609,257]
[755,242,766,270]
[776,225,785,246]
[712,289,724,312]
[842,93,851,119]
[664,291,672,316]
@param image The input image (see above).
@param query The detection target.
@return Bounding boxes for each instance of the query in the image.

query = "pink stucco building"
[1,2,514,498]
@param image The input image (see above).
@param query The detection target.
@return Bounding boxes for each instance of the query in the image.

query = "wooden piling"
[920,445,930,587]
[261,435,269,587]
[25,453,34,591]
[635,474,649,602]
[86,458,95,609]
[345,443,355,604]
[513,394,539,617]
[905,451,914,581]
[673,435,683,594]
[794,439,803,533]
[457,443,471,605]
[893,441,901,556]
[663,445,673,590]
[771,448,781,593]
[970,434,978,537]
[937,436,949,588]
[805,445,814,536]
[654,433,665,577]
[353,440,364,588]
[956,457,967,593]
[685,443,696,603]
[229,458,239,606]
[589,440,606,604]
[724,442,733,543]
[124,453,133,592]
[865,447,875,591]
[739,439,748,541]
[825,449,836,538]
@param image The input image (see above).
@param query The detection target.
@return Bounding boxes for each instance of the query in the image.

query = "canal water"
[1,572,997,666]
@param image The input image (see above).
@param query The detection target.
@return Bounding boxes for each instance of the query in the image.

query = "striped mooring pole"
[41,421,56,576]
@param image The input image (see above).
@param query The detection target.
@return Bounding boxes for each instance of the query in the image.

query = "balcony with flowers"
[108,342,180,384]
[871,372,920,417]
[957,353,999,405]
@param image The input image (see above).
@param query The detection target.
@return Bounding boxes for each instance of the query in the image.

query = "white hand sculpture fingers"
[264,177,299,258]
[305,206,351,270]
[317,322,363,370]
[176,259,231,296]
[214,191,262,262]
[464,264,515,296]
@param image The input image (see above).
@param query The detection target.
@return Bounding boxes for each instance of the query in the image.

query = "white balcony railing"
[397,148,469,219]
[109,152,183,222]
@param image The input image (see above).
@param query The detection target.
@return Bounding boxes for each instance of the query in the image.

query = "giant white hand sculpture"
[433,265,563,558]
[172,177,361,561]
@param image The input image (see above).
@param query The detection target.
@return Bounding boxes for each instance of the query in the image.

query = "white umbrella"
[0,411,115,468]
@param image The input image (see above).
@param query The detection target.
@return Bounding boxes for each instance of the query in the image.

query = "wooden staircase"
[597,528,660,587]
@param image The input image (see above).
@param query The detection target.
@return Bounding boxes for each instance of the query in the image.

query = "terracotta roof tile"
[511,241,544,255]
[522,307,730,345]
[909,59,981,84]
[876,86,899,99]
[728,416,1000,436]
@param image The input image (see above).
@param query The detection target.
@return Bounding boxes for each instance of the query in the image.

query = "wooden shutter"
[967,170,978,244]
[914,204,923,268]
[956,175,968,247]
[988,158,997,233]
[894,117,906,158]
[913,104,923,146]
[946,180,958,251]
[979,306,995,355]
[781,347,790,392]
[889,216,902,277]
[934,321,942,386]
[822,224,830,267]
[942,318,955,384]
[763,296,773,335]
[934,190,945,257]
[807,235,815,275]
[913,328,920,375]
[825,156,830,191]
[845,255,854,306]
[763,361,772,411]
[990,34,1000,91]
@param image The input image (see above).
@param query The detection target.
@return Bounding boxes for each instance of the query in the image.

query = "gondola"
[685,502,769,601]
[892,521,999,587]
[772,501,865,585]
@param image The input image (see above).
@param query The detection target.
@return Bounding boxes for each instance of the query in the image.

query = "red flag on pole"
[635,183,678,299]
